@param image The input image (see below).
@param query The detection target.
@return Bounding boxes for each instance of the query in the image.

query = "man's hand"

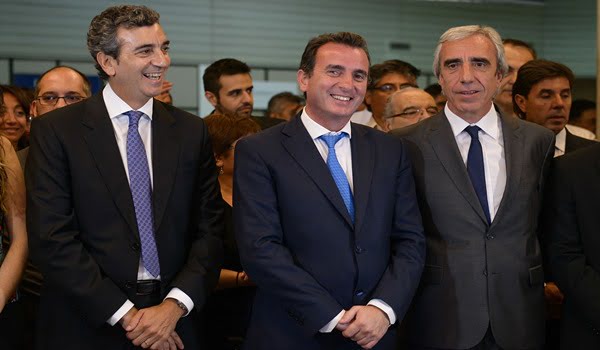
[336,305,390,349]
[125,299,185,349]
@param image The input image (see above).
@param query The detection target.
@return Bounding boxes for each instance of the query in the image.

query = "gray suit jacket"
[393,112,554,349]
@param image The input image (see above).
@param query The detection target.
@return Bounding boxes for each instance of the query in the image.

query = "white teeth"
[331,94,351,101]
[144,73,161,80]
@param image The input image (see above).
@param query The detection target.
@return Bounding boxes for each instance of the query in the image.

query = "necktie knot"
[125,110,144,128]
[319,132,348,149]
[465,125,481,139]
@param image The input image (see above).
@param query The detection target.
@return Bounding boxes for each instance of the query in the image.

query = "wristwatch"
[168,298,189,315]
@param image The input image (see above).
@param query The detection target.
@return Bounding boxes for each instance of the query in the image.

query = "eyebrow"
[470,57,491,64]
[538,88,571,95]
[133,40,170,51]
[443,58,462,66]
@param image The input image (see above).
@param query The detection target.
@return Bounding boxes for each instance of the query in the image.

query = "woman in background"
[0,85,32,151]
[203,112,260,350]
[0,87,29,349]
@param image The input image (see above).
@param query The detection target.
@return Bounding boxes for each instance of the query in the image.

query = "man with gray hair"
[394,25,554,349]
[382,87,437,131]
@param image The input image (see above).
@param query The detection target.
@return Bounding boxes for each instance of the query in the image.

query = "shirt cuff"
[368,299,396,325]
[319,309,345,333]
[164,288,194,317]
[107,299,135,326]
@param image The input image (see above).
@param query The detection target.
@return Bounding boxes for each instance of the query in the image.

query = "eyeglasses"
[371,83,417,94]
[387,107,439,120]
[36,94,84,106]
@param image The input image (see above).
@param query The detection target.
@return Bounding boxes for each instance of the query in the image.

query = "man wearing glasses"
[363,59,420,131]
[382,87,438,131]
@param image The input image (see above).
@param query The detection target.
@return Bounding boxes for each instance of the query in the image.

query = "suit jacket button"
[125,281,134,289]
[356,290,365,297]
[355,246,364,254]
[486,234,494,240]
[483,270,488,276]
[131,242,141,251]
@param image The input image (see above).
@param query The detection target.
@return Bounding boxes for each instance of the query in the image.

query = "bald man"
[383,87,438,131]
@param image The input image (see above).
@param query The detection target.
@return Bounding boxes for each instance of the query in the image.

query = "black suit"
[26,93,223,350]
[394,112,554,349]
[564,129,595,154]
[545,143,600,349]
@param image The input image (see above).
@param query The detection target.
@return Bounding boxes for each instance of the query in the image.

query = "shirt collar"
[555,128,566,153]
[445,104,500,140]
[102,83,154,120]
[300,108,352,140]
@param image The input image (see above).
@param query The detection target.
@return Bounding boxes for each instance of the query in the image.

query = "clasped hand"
[120,300,185,350]
[335,305,390,350]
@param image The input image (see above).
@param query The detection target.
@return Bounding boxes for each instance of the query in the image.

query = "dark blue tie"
[125,110,160,278]
[319,133,355,223]
[465,126,491,224]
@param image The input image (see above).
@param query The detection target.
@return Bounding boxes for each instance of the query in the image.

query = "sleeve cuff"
[107,299,135,326]
[368,299,396,325]
[165,288,194,317]
[319,309,345,333]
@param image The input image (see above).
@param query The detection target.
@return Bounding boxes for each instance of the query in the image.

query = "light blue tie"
[319,133,355,223]
[125,110,160,278]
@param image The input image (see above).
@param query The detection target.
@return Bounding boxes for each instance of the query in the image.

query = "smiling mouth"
[331,94,351,102]
[143,72,163,80]
[459,90,479,95]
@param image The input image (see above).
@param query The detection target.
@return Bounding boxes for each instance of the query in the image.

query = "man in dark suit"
[513,59,596,158]
[394,25,554,349]
[545,143,600,349]
[234,32,425,350]
[25,5,223,350]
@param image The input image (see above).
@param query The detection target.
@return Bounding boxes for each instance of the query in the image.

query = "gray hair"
[432,25,508,78]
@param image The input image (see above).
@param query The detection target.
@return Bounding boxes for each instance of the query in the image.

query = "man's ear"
[297,69,309,94]
[205,91,218,108]
[514,94,528,118]
[30,101,38,118]
[97,52,117,78]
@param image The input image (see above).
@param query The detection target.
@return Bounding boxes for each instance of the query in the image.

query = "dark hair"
[34,66,92,97]
[503,38,537,60]
[512,59,574,118]
[424,83,443,98]
[204,112,260,157]
[266,92,304,118]
[368,60,420,90]
[87,5,160,80]
[570,99,596,122]
[0,85,33,150]
[203,58,251,96]
[299,32,370,77]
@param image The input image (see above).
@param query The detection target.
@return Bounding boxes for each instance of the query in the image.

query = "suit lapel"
[492,114,522,227]
[351,124,374,234]
[81,94,138,237]
[281,117,353,227]
[150,101,179,233]
[428,113,488,224]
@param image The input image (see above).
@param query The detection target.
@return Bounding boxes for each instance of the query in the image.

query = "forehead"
[394,90,436,107]
[504,45,534,65]
[530,76,571,92]
[314,42,369,71]
[116,23,167,48]
[218,73,253,91]
[440,34,497,63]
[378,72,414,85]
[38,68,85,93]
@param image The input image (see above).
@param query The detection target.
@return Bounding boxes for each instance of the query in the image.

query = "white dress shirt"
[103,84,193,325]
[445,104,506,222]
[300,109,396,332]
[554,128,567,158]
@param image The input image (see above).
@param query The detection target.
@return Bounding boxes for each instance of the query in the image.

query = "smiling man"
[234,32,425,350]
[394,25,554,350]
[26,5,223,350]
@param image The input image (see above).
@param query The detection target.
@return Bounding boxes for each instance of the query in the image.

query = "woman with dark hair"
[0,85,32,151]
[0,87,28,349]
[203,112,260,350]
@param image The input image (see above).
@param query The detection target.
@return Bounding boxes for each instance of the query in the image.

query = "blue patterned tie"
[319,133,355,223]
[465,126,491,224]
[125,110,160,277]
